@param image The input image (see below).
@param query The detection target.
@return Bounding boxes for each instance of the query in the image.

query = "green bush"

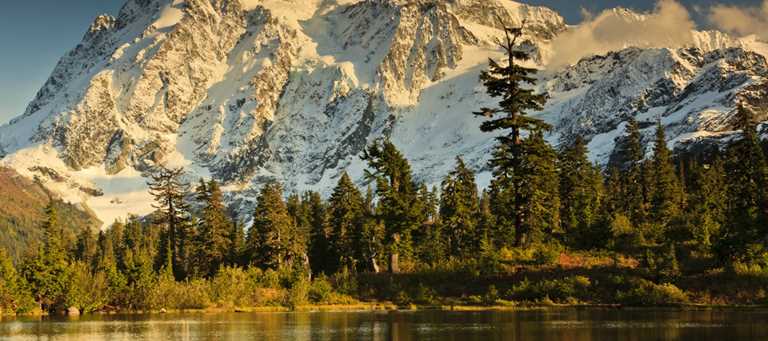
[309,275,334,303]
[616,279,688,306]
[483,285,499,305]
[510,276,591,303]
[210,266,253,308]
[285,278,310,309]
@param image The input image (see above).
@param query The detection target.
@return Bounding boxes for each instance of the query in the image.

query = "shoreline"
[7,302,768,319]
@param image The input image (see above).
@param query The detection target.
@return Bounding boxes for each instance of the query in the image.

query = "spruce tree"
[685,158,726,251]
[74,225,97,267]
[21,202,70,311]
[718,104,768,263]
[304,191,330,275]
[327,173,365,273]
[623,117,648,227]
[246,182,306,269]
[471,22,557,247]
[361,140,425,273]
[227,220,246,266]
[439,157,480,258]
[193,179,231,277]
[648,122,685,239]
[147,166,191,279]
[558,136,604,248]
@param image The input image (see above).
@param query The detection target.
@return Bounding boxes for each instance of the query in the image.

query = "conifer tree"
[246,182,306,269]
[440,157,480,258]
[327,173,365,273]
[227,220,246,266]
[22,202,70,311]
[147,166,191,279]
[685,158,726,251]
[193,179,231,277]
[648,122,685,238]
[471,22,558,247]
[75,225,97,267]
[558,136,604,248]
[304,191,329,275]
[718,104,768,263]
[362,140,425,273]
[622,117,648,226]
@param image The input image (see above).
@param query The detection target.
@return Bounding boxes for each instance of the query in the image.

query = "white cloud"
[709,0,768,39]
[546,0,696,67]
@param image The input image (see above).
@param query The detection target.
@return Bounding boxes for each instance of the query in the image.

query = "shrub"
[483,285,499,305]
[309,275,334,303]
[210,266,253,308]
[285,278,310,309]
[616,279,688,306]
[509,276,591,303]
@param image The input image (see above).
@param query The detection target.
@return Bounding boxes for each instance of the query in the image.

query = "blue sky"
[0,0,761,124]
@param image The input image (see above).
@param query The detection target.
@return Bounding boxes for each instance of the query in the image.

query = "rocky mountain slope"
[1,0,767,224]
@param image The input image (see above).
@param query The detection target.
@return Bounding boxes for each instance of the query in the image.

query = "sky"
[0,0,762,125]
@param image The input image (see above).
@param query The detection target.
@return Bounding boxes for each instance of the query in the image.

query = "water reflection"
[0,308,766,340]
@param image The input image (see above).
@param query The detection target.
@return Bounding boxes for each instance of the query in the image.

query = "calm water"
[0,308,766,340]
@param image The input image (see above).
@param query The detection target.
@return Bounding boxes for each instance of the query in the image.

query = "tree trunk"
[389,252,399,273]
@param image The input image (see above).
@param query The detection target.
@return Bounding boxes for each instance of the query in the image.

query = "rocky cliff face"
[1,0,766,224]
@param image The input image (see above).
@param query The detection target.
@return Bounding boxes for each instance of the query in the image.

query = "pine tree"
[227,220,246,266]
[685,158,726,251]
[327,173,365,273]
[648,122,685,239]
[718,104,768,263]
[471,22,557,247]
[362,140,425,273]
[74,225,97,267]
[22,202,70,311]
[623,117,648,227]
[304,191,330,276]
[439,157,480,259]
[193,179,231,277]
[147,166,191,279]
[246,182,306,269]
[558,136,604,248]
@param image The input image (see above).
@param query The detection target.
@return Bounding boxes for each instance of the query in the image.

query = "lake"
[0,308,766,340]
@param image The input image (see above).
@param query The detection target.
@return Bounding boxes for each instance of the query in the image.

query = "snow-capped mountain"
[1,0,767,224]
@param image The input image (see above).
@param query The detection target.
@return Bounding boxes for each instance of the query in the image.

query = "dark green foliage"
[193,179,231,277]
[246,182,307,270]
[717,104,768,264]
[362,140,426,273]
[648,122,685,238]
[327,173,365,273]
[440,157,480,259]
[147,166,192,280]
[472,23,558,248]
[559,136,604,248]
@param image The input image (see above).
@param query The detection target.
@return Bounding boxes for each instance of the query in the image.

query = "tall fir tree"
[193,179,232,277]
[471,22,557,247]
[685,158,726,251]
[327,173,365,273]
[439,157,480,258]
[718,104,768,263]
[246,182,306,270]
[622,117,648,227]
[362,140,425,273]
[558,136,605,249]
[304,191,330,276]
[147,166,191,280]
[648,122,685,240]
